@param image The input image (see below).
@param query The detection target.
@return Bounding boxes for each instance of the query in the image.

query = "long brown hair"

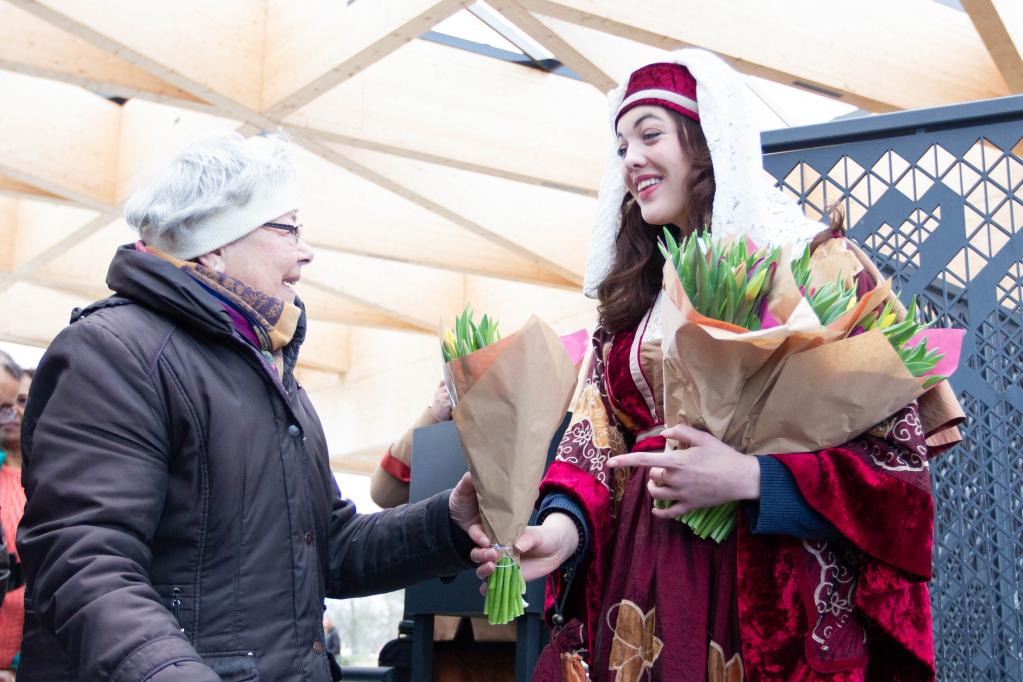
[597,111,715,334]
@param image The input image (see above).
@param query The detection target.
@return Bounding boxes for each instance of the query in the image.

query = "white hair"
[124,132,297,253]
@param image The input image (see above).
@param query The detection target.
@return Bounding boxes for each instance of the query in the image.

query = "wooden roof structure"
[1,0,1019,472]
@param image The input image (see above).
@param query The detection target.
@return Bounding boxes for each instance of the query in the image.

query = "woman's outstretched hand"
[607,424,761,519]
[470,513,579,596]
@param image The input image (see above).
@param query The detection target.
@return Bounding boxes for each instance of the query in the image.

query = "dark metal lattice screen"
[760,96,1023,681]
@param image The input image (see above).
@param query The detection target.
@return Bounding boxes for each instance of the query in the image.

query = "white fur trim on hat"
[583,48,823,298]
[617,88,699,121]
[153,181,300,260]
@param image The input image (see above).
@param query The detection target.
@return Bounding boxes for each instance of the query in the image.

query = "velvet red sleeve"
[773,402,933,579]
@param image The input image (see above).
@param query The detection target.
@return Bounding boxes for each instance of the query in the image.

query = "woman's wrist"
[542,512,580,564]
[741,455,763,500]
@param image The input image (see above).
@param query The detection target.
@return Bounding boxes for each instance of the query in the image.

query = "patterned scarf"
[142,243,300,352]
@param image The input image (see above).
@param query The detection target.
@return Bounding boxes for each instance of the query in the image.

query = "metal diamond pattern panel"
[762,97,1023,681]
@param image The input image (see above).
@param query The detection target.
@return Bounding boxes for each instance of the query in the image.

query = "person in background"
[0,353,26,682]
[323,616,340,658]
[370,381,452,509]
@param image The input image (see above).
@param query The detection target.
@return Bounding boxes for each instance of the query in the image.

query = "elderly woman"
[17,133,484,682]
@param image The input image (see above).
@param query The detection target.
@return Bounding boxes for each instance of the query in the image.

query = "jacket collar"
[100,244,308,369]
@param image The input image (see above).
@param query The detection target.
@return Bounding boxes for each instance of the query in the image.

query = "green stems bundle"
[657,230,780,542]
[659,228,781,331]
[441,306,501,362]
[652,498,739,543]
[483,552,526,625]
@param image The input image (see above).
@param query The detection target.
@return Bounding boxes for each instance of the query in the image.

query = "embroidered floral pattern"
[557,383,625,488]
[607,600,663,682]
[802,541,865,656]
[866,404,928,472]
[868,442,928,472]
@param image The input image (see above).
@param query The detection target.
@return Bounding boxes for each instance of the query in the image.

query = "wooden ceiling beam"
[11,0,269,124]
[517,0,1010,111]
[295,319,350,375]
[305,240,579,291]
[327,450,380,477]
[262,0,471,118]
[0,174,69,205]
[0,2,206,110]
[318,142,591,283]
[291,131,584,289]
[25,273,111,302]
[962,0,1023,92]
[4,5,584,293]
[300,277,436,335]
[288,123,597,197]
[282,39,608,195]
[0,72,120,211]
[488,0,616,92]
[0,212,117,294]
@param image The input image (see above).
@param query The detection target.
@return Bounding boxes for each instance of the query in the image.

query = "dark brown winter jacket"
[16,244,474,681]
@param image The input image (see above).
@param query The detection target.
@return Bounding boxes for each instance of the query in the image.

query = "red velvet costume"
[538,289,956,681]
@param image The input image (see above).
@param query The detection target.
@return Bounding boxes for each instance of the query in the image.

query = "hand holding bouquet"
[658,231,963,542]
[441,308,581,623]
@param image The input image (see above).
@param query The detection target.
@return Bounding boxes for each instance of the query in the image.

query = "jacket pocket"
[201,651,260,682]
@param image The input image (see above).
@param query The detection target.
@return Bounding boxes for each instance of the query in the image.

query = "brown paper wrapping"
[449,316,578,548]
[742,330,923,454]
[661,241,961,456]
[843,239,966,450]
[661,260,820,444]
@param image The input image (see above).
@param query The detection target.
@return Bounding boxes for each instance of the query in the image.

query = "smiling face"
[616,105,693,228]
[202,210,315,303]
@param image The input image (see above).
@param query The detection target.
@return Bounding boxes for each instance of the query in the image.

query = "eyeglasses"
[262,222,303,243]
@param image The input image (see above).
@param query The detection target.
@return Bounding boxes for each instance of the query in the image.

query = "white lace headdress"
[583,48,823,298]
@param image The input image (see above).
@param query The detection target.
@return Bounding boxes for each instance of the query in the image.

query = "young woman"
[472,50,963,681]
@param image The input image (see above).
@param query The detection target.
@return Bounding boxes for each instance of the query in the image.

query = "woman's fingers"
[467,523,490,548]
[608,450,679,469]
[475,560,496,581]
[646,477,679,501]
[470,546,499,565]
[648,465,677,487]
[651,501,690,519]
[662,424,709,446]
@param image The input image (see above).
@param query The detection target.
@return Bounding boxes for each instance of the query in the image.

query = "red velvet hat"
[614,62,699,128]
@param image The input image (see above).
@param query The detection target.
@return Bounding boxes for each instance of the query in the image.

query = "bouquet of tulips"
[790,246,947,388]
[658,230,962,542]
[440,308,581,624]
[441,307,501,364]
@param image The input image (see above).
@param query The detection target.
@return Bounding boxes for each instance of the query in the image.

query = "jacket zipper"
[171,587,185,634]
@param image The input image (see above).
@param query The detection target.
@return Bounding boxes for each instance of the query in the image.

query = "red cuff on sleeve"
[380,448,411,484]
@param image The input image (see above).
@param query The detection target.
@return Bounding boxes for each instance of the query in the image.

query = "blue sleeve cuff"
[537,493,590,569]
[746,456,841,541]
